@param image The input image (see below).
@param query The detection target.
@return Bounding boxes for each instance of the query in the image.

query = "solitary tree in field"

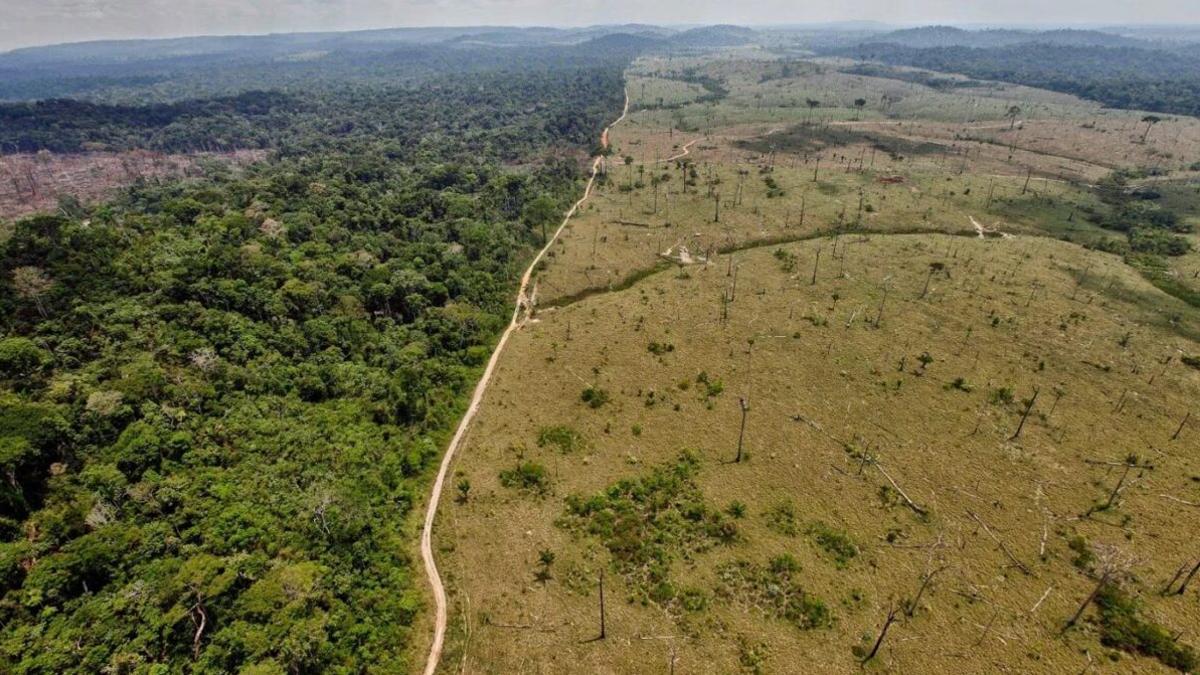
[1140,115,1162,143]
[1006,105,1022,130]
[853,98,867,120]
[806,98,820,123]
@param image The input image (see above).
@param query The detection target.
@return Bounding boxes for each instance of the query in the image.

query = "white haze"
[0,0,1197,51]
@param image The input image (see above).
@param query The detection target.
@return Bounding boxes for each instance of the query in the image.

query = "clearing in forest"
[432,52,1200,674]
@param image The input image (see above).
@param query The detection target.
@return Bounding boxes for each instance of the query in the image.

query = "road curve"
[658,138,698,163]
[419,88,629,675]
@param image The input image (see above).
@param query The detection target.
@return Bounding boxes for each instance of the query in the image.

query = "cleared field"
[0,149,265,221]
[432,53,1200,674]
[438,234,1200,673]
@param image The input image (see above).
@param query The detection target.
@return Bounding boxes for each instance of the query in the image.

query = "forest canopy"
[836,43,1200,116]
[0,42,628,673]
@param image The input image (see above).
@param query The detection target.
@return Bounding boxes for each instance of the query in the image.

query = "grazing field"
[434,52,1200,673]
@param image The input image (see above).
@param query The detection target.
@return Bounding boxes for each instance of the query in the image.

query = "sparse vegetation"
[559,452,737,604]
[1094,583,1198,672]
[807,522,858,568]
[438,47,1200,674]
[499,461,551,495]
[715,556,833,630]
[537,425,586,453]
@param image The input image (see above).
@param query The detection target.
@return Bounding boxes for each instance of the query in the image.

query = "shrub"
[499,461,549,495]
[696,371,724,397]
[580,386,610,408]
[945,377,973,392]
[559,452,736,605]
[990,386,1015,405]
[765,502,798,536]
[537,425,584,453]
[1067,535,1095,571]
[1095,584,1198,672]
[773,248,797,272]
[807,522,858,568]
[647,341,675,355]
[715,558,832,630]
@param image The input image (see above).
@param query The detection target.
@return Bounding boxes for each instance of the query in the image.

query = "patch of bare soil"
[0,149,266,220]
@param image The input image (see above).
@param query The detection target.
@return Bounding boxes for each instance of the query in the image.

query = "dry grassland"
[430,54,1200,674]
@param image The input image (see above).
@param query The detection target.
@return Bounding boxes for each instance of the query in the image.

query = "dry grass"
[430,54,1200,674]
[438,234,1200,673]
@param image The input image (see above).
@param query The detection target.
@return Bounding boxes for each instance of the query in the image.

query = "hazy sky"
[2,0,1198,51]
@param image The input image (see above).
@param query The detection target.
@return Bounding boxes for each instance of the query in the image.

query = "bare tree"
[734,397,750,463]
[861,602,899,663]
[1009,386,1040,441]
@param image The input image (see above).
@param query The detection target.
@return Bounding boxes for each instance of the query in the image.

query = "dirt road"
[657,138,698,163]
[418,89,629,675]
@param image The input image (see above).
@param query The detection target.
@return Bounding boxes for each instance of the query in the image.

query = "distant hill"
[447,25,673,47]
[868,26,1151,50]
[668,25,758,48]
[0,23,725,70]
[0,27,506,66]
[837,41,1200,116]
[579,33,666,52]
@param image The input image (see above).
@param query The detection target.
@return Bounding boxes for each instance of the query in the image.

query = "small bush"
[990,386,1015,405]
[580,386,610,408]
[807,522,858,568]
[765,502,799,536]
[696,372,725,398]
[499,461,549,495]
[773,248,798,272]
[537,425,584,453]
[647,341,675,355]
[945,377,972,392]
[1067,535,1095,571]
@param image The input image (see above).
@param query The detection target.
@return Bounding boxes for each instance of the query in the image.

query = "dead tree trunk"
[1172,412,1190,441]
[1064,574,1111,632]
[1177,558,1200,595]
[906,565,947,617]
[736,398,749,463]
[598,569,607,639]
[1010,386,1040,441]
[874,282,890,328]
[861,604,899,663]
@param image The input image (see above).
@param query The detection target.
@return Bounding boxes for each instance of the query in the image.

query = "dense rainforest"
[0,43,629,673]
[837,43,1200,116]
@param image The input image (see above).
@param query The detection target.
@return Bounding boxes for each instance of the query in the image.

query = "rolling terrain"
[431,49,1200,674]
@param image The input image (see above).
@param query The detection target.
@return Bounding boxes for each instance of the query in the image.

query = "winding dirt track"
[418,89,629,675]
[658,138,698,163]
